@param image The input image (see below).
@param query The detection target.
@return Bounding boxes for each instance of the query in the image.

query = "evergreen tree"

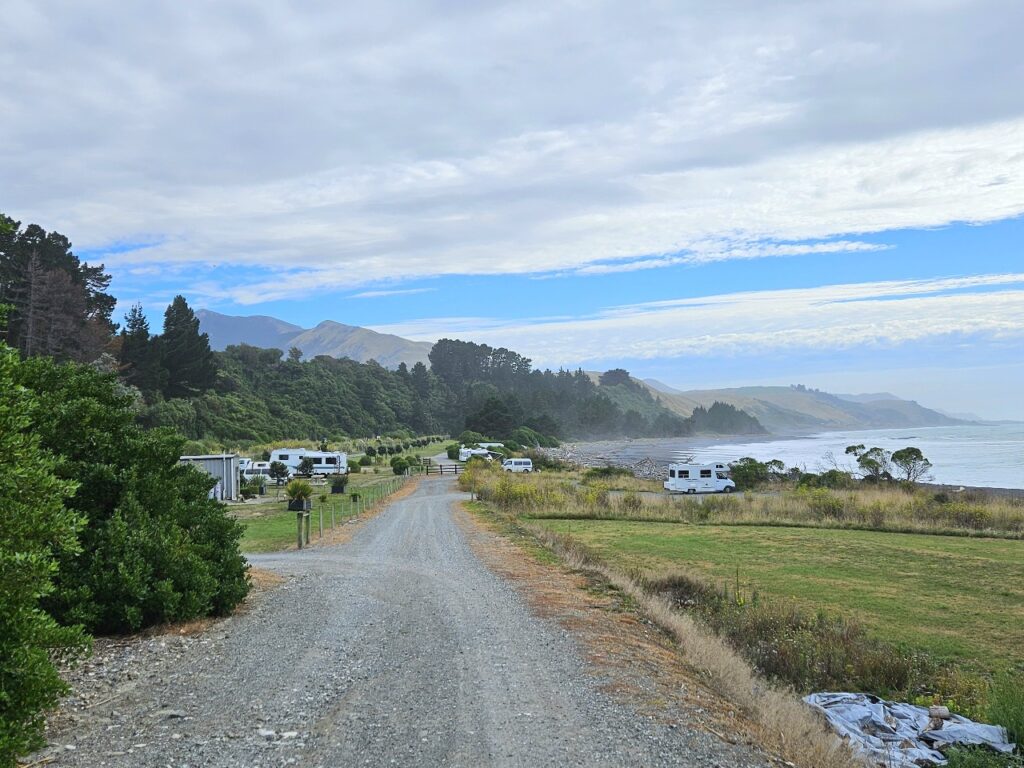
[161,296,216,398]
[119,303,165,394]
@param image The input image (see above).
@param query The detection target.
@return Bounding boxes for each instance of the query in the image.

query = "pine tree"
[161,296,216,398]
[119,303,165,395]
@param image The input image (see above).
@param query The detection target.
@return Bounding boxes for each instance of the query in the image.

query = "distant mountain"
[834,392,902,404]
[197,309,433,369]
[640,381,969,433]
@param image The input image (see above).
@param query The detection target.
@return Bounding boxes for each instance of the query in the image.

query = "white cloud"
[369,274,1024,367]
[350,287,435,299]
[2,2,1024,301]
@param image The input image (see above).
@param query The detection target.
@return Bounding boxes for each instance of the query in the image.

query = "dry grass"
[463,464,1024,538]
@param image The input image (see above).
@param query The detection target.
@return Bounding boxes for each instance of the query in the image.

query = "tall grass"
[463,466,1024,538]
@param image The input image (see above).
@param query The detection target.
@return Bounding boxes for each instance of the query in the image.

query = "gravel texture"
[37,477,771,768]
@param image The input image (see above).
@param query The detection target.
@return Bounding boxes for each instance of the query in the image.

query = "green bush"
[391,456,409,475]
[945,748,1023,768]
[988,670,1024,746]
[584,465,634,480]
[0,345,90,764]
[285,478,313,501]
[330,474,350,491]
[359,455,373,467]
[15,357,250,634]
[446,443,461,460]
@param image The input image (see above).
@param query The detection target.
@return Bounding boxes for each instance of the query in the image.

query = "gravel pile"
[36,477,770,768]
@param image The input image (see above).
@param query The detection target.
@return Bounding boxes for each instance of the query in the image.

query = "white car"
[502,458,533,473]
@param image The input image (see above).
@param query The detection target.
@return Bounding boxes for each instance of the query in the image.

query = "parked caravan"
[458,446,493,462]
[269,448,349,476]
[663,462,735,494]
[243,461,273,478]
[180,454,241,501]
[502,458,533,473]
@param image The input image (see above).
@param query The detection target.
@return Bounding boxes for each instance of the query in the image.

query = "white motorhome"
[664,462,736,494]
[243,461,273,478]
[458,446,493,462]
[269,448,349,476]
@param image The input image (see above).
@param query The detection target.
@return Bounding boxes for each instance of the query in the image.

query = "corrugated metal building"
[179,454,241,501]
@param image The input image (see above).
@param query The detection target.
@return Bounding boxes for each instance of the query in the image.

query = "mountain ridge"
[197,309,434,369]
[641,381,969,433]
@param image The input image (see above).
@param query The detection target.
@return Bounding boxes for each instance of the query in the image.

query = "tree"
[161,296,216,398]
[845,445,893,483]
[0,337,89,764]
[0,215,116,362]
[13,357,249,633]
[465,397,517,438]
[891,447,932,483]
[297,456,316,476]
[287,346,303,364]
[599,368,634,388]
[269,461,290,487]
[118,303,165,394]
[730,457,771,489]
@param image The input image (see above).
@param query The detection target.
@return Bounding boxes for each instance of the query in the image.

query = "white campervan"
[502,458,533,473]
[458,446,492,462]
[269,448,349,476]
[664,462,735,494]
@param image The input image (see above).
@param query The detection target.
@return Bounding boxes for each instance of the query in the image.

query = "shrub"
[619,491,643,513]
[446,443,461,460]
[988,670,1024,746]
[648,573,929,694]
[804,488,846,519]
[16,357,249,634]
[285,478,313,501]
[359,455,372,467]
[391,456,409,475]
[524,450,570,471]
[330,475,350,491]
[584,465,634,480]
[0,345,90,764]
[945,748,1024,768]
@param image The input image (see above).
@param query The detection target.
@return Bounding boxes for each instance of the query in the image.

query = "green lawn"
[236,474,406,552]
[536,519,1024,670]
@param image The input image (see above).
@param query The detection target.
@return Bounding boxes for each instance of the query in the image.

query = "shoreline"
[545,434,1024,497]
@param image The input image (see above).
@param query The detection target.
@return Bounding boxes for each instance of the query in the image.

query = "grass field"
[235,474,406,552]
[535,519,1024,671]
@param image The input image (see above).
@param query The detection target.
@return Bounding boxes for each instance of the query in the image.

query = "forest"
[1,213,765,446]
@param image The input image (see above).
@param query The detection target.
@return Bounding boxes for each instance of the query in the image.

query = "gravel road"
[41,477,770,768]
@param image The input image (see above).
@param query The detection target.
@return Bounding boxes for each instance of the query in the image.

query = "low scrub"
[643,571,931,694]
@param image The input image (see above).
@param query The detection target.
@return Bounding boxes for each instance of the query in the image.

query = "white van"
[664,462,735,494]
[502,458,533,473]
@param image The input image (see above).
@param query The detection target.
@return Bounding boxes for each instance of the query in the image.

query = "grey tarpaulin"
[804,693,1015,767]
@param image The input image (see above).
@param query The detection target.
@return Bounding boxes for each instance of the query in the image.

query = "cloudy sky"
[4,1,1024,417]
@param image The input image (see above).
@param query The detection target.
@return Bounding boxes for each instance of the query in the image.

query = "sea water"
[680,424,1024,489]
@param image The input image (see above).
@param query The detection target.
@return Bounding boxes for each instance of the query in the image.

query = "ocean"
[583,424,1024,490]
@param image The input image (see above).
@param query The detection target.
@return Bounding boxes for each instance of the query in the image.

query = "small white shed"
[180,454,241,501]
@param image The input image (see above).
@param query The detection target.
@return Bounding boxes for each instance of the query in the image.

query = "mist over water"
[679,424,1024,489]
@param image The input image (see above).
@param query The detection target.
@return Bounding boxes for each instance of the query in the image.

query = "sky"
[3,1,1024,418]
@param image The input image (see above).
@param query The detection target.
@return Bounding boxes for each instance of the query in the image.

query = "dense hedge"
[0,345,89,764]
[14,358,250,634]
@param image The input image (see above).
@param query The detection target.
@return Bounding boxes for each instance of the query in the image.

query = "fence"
[424,463,463,476]
[295,474,409,549]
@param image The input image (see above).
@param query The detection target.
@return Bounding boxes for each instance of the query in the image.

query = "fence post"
[304,512,311,545]
[319,506,323,538]
[331,502,335,530]
[296,511,304,549]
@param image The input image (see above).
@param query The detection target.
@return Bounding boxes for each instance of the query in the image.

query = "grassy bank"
[535,519,1024,670]
[460,462,1024,762]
